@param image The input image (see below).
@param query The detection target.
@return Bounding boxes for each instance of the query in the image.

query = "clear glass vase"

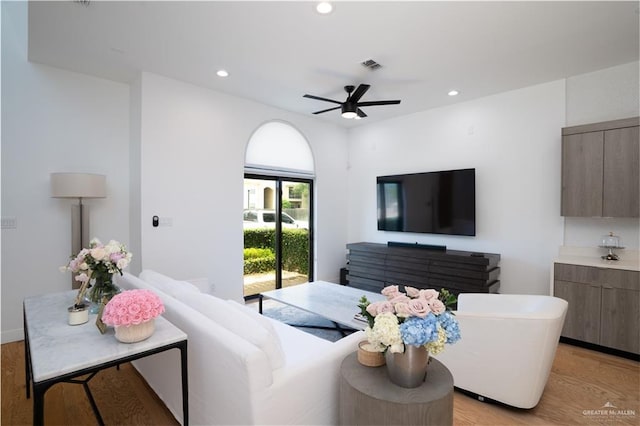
[87,272,120,314]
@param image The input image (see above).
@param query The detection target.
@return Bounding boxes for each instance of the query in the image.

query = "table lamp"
[51,172,106,288]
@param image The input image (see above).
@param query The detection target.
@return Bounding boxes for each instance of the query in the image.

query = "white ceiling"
[27,1,639,128]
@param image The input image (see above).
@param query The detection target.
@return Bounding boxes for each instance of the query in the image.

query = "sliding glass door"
[243,175,313,298]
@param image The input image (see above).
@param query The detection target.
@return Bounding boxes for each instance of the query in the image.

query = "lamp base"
[70,202,90,289]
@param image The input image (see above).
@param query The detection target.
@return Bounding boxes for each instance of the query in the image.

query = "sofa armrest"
[253,330,365,425]
[117,272,274,425]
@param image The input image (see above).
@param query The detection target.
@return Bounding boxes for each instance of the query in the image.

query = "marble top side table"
[23,290,189,425]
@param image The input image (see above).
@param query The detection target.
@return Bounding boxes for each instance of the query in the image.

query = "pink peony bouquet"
[358,285,460,355]
[102,289,165,327]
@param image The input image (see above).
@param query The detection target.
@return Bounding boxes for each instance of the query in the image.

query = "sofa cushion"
[226,299,280,338]
[140,270,201,298]
[175,291,285,370]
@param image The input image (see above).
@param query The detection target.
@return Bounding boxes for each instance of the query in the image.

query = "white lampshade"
[51,173,106,199]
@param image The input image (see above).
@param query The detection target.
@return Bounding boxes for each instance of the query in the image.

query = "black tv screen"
[377,168,476,236]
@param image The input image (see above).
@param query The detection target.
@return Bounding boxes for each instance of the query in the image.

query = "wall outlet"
[1,217,17,229]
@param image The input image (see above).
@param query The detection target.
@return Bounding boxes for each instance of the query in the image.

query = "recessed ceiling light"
[448,90,459,96]
[316,2,333,15]
[216,69,229,78]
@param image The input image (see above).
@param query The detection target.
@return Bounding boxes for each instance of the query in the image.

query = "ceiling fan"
[303,84,401,119]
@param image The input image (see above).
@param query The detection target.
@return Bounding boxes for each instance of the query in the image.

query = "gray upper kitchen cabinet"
[561,117,639,218]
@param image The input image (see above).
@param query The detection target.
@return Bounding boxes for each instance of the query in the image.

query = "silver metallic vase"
[385,344,429,388]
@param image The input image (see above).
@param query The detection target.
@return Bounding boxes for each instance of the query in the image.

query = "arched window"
[245,121,314,176]
[243,121,314,298]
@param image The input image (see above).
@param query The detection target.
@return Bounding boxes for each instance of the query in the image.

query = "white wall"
[564,61,640,251]
[1,2,130,342]
[566,61,639,127]
[137,73,349,301]
[347,80,566,295]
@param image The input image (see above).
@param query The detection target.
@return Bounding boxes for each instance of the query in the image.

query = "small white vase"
[114,319,155,343]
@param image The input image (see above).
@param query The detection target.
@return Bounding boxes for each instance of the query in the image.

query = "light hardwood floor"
[2,341,638,425]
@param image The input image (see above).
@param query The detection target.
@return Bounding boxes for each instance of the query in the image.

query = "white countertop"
[555,246,640,272]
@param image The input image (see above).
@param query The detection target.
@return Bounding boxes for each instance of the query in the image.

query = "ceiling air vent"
[361,59,382,70]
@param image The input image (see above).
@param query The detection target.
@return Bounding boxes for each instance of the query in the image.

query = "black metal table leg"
[81,380,105,426]
[259,295,263,314]
[332,321,348,337]
[180,341,189,425]
[32,381,54,426]
[24,307,32,399]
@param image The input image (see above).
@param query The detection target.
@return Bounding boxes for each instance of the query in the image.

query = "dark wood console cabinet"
[346,242,500,295]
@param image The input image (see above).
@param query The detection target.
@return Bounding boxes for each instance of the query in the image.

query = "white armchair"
[434,293,568,409]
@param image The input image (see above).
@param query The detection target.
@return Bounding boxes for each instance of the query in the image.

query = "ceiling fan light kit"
[304,84,401,120]
[341,104,357,119]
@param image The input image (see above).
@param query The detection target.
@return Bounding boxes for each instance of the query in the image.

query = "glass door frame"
[244,173,314,300]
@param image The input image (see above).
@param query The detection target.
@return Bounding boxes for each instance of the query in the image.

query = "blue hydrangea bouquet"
[358,285,461,355]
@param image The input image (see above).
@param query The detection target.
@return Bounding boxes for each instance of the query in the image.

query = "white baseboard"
[2,328,24,344]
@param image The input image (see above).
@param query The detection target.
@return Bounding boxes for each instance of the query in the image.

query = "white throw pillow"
[139,269,174,285]
[226,300,280,342]
[139,270,200,298]
[176,291,285,370]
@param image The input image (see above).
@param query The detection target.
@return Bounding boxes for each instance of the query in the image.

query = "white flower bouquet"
[358,285,461,355]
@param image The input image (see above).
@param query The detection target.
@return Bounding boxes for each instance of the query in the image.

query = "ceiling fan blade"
[312,106,341,114]
[303,94,343,105]
[350,84,371,103]
[357,100,401,107]
[357,108,368,118]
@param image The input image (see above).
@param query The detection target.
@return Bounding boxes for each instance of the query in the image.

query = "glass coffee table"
[258,280,386,332]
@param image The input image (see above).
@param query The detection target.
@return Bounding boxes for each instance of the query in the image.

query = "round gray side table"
[339,351,453,426]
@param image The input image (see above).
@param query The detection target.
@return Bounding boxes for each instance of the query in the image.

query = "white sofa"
[115,271,364,425]
[434,293,568,409]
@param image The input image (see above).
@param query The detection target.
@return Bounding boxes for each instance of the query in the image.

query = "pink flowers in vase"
[101,289,165,327]
[358,285,460,355]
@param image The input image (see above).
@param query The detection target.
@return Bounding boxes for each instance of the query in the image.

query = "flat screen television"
[377,168,476,236]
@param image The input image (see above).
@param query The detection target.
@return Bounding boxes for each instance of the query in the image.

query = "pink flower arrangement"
[358,285,460,355]
[102,289,165,327]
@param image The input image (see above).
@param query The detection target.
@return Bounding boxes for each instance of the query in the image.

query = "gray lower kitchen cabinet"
[554,263,639,354]
[553,279,601,344]
[601,287,640,353]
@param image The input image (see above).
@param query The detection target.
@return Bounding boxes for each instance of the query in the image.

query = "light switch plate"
[159,217,173,227]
